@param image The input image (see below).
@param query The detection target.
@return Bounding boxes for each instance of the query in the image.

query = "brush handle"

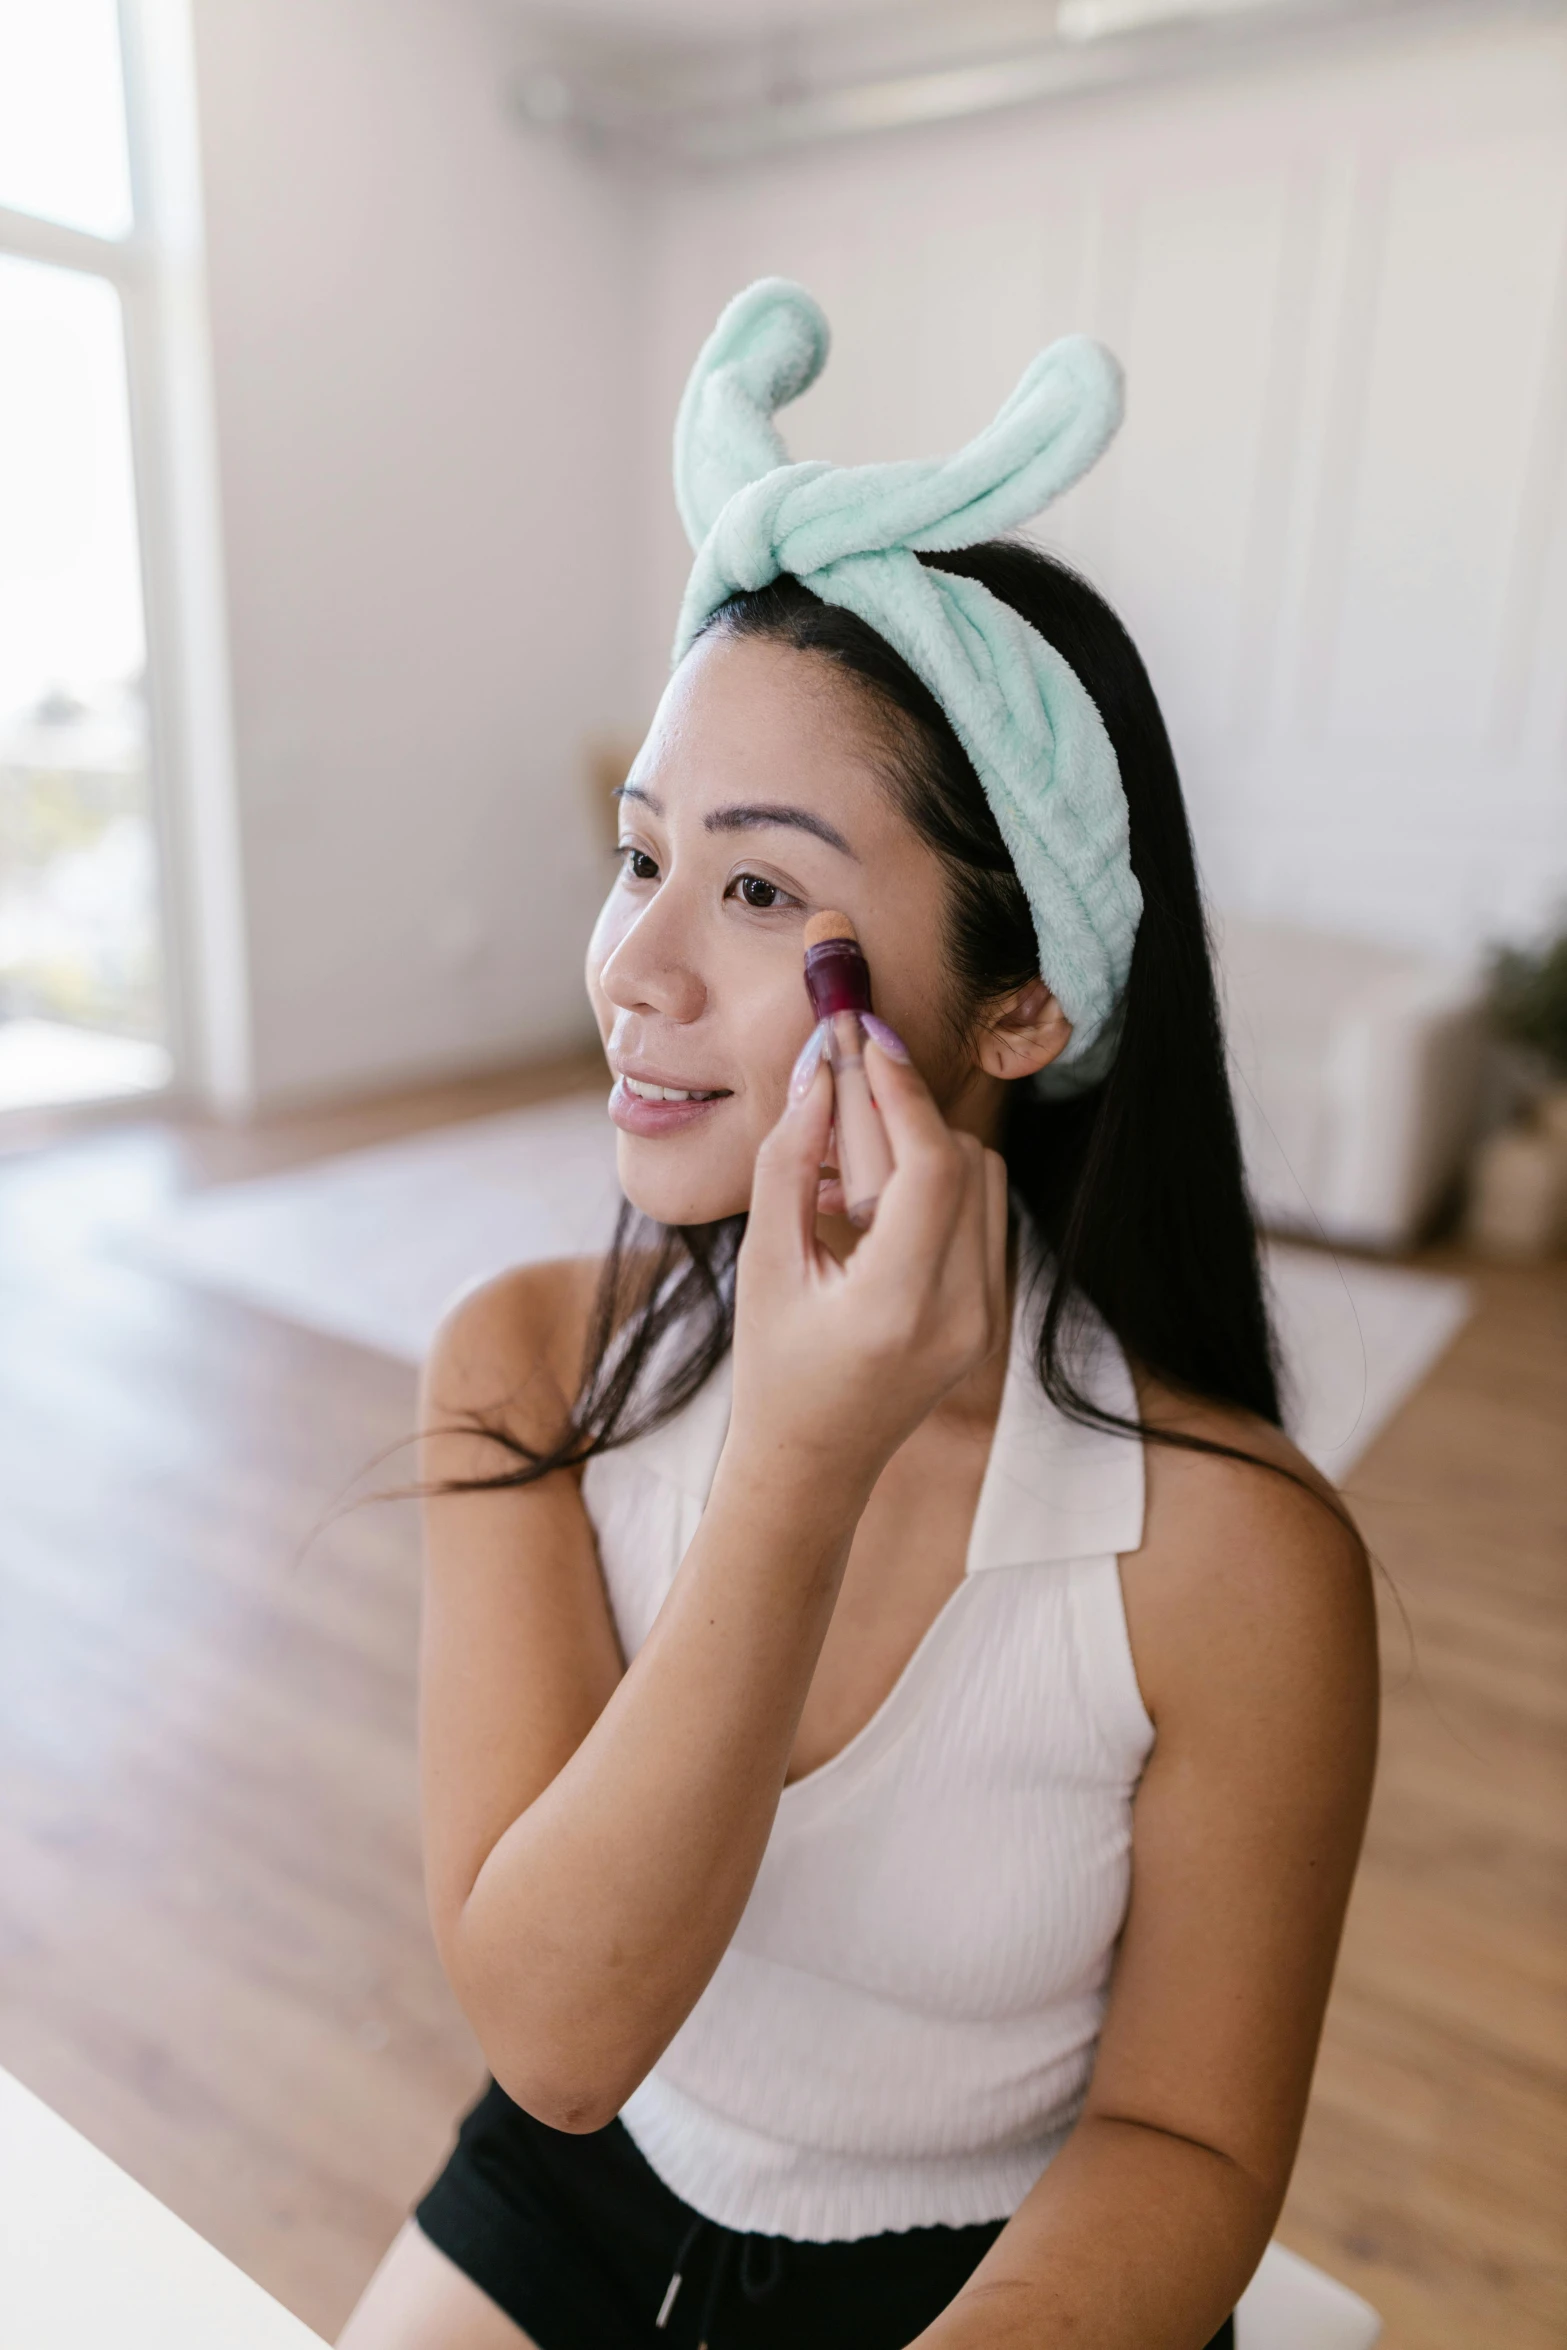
[803,934,891,1225]
[824,1011,894,1227]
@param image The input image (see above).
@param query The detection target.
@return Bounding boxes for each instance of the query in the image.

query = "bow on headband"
[672,278,1140,1091]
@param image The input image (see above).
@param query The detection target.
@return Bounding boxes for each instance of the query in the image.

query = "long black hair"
[448,541,1300,1492]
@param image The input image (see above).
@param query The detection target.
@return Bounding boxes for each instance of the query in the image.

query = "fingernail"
[788,1021,828,1102]
[861,1014,909,1063]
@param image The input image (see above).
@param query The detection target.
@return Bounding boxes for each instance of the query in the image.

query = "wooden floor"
[0,1060,1562,2347]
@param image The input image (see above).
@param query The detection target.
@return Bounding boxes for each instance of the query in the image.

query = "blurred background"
[0,2,1563,2346]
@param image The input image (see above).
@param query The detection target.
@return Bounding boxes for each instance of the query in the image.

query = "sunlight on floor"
[0,1016,170,1112]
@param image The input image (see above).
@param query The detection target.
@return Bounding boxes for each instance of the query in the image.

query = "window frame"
[0,0,251,1113]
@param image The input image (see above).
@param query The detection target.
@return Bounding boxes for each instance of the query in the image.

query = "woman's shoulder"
[1131,1370,1343,1525]
[425,1256,602,1410]
[1121,1371,1377,1732]
[415,1260,604,1474]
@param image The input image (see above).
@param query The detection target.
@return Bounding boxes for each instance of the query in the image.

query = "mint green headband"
[672,278,1140,1093]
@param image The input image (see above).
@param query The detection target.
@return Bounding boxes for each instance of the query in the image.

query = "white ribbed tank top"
[581,1259,1154,2243]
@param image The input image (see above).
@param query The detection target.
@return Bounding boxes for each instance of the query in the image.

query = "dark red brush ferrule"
[804,937,873,1021]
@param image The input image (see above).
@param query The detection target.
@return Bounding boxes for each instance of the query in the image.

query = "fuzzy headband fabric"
[672,277,1140,1092]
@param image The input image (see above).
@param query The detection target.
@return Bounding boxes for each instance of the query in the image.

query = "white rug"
[131,1091,1469,1480]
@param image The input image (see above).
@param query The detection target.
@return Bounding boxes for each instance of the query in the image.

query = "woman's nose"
[598,900,707,1024]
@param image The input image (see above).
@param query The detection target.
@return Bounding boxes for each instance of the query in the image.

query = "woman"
[340,285,1377,2350]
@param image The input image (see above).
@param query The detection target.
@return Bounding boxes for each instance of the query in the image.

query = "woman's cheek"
[746,982,819,1124]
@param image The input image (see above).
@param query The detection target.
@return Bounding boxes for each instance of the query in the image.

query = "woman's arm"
[421,1357,870,2132]
[419,1042,1006,2132]
[913,1416,1379,2349]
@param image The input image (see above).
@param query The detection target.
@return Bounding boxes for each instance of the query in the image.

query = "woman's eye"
[731,872,791,911]
[621,847,659,882]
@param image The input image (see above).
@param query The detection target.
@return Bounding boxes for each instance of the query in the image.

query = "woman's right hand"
[729,1036,1010,1495]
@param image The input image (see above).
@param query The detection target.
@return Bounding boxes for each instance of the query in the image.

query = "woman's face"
[586,631,984,1229]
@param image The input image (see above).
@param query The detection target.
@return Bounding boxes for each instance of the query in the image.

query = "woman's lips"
[609,1078,730,1138]
[610,1078,854,1217]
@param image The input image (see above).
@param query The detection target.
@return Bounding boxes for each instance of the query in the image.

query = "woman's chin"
[613,1134,751,1229]
[610,1132,850,1232]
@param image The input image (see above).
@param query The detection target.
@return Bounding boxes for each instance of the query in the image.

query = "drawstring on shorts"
[655,2214,787,2347]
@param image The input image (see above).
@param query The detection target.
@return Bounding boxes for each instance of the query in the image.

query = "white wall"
[190,0,634,1106]
[632,15,1567,965]
[183,9,1567,1109]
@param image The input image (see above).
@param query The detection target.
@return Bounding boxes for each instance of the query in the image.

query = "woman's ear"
[974,978,1073,1082]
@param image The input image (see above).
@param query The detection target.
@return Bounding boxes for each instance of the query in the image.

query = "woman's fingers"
[859,1037,971,1249]
[861,1034,953,1166]
[735,1036,1013,1477]
[745,1053,834,1274]
[752,1035,1008,1383]
[856,1044,1007,1377]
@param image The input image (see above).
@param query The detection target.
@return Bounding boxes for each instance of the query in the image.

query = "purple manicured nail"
[788,1021,828,1101]
[861,1014,910,1063]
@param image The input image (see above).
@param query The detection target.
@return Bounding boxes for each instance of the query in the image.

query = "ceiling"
[494,0,948,35]
[484,0,1553,167]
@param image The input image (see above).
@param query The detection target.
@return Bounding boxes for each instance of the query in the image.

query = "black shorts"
[416,2079,1237,2350]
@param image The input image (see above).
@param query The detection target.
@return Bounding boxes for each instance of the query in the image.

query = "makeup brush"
[803,912,895,1227]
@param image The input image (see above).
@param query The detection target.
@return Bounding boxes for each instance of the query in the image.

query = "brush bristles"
[803,910,858,950]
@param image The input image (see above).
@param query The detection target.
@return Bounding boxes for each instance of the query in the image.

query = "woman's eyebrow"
[705,803,858,857]
[613,782,857,860]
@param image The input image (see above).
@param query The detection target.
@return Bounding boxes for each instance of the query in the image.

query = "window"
[0,0,134,238]
[0,0,172,1111]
